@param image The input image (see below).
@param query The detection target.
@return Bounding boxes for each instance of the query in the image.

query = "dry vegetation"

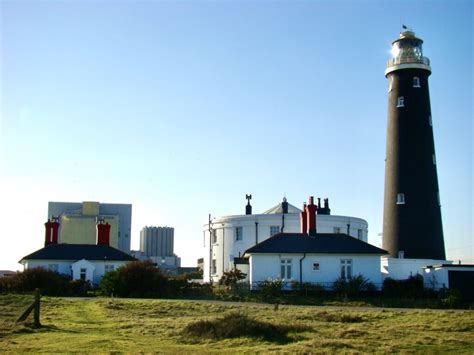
[0,294,473,353]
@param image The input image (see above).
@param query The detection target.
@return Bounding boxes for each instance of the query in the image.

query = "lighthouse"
[382,29,446,260]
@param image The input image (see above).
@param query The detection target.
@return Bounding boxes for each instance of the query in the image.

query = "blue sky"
[0,0,472,270]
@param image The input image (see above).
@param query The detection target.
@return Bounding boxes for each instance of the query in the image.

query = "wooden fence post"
[34,288,41,327]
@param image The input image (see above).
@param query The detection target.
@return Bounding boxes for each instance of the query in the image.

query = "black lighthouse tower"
[382,29,446,260]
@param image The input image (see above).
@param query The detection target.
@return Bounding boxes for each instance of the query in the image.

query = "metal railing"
[387,56,430,67]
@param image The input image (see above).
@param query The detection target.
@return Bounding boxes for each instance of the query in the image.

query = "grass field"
[1,294,473,353]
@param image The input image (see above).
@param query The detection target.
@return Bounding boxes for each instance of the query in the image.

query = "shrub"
[0,268,70,296]
[65,279,92,296]
[333,275,375,297]
[218,269,247,287]
[259,279,283,302]
[383,275,424,298]
[99,260,168,298]
[438,288,463,308]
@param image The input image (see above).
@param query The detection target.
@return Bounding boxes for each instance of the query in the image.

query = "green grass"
[0,294,473,352]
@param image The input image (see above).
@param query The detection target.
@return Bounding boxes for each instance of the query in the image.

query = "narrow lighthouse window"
[432,154,436,165]
[413,77,421,88]
[397,96,405,107]
[396,193,405,205]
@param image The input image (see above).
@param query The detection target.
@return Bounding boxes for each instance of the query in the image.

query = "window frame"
[80,268,87,281]
[270,226,280,237]
[211,229,217,244]
[280,258,292,280]
[396,96,405,108]
[340,259,353,280]
[312,262,320,272]
[235,226,243,241]
[396,193,406,205]
[413,76,421,88]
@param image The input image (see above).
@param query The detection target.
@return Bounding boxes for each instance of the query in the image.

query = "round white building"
[203,197,369,282]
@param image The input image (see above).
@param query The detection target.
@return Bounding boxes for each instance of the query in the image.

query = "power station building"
[48,201,132,254]
[202,196,369,282]
[131,226,181,270]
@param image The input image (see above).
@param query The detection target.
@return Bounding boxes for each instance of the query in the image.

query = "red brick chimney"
[44,219,53,246]
[306,196,318,236]
[50,217,60,244]
[300,203,307,234]
[97,221,111,245]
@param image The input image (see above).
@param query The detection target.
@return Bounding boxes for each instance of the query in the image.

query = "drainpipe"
[299,253,306,289]
[255,221,259,245]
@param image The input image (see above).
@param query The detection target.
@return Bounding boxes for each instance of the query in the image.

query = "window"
[48,264,58,273]
[413,77,421,88]
[333,227,341,234]
[357,229,363,240]
[396,193,405,205]
[211,259,217,275]
[437,192,441,206]
[429,115,432,126]
[235,227,243,241]
[340,259,352,280]
[80,268,87,281]
[280,259,292,279]
[398,251,405,259]
[105,264,115,273]
[432,154,436,165]
[312,262,320,271]
[211,229,217,244]
[396,96,405,107]
[270,226,280,236]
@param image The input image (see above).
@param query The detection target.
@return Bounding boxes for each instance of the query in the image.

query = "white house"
[203,196,370,282]
[244,232,387,290]
[19,243,135,285]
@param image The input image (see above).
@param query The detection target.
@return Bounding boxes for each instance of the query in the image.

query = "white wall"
[249,254,383,289]
[23,259,130,285]
[381,257,450,280]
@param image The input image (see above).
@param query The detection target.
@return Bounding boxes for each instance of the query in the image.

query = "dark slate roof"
[20,244,136,262]
[244,233,387,255]
[234,257,249,265]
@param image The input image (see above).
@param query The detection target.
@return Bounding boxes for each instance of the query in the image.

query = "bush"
[259,279,283,302]
[383,275,424,298]
[65,279,92,296]
[0,268,70,296]
[438,288,463,308]
[218,269,247,287]
[99,260,167,298]
[333,275,375,297]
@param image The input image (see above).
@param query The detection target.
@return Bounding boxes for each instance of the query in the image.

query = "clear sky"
[0,0,472,270]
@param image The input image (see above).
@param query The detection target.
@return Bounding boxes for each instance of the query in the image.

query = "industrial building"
[48,201,132,253]
[131,226,181,271]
